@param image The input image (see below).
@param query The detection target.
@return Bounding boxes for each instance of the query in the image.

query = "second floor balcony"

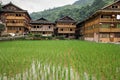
[99,28,120,32]
[30,28,53,32]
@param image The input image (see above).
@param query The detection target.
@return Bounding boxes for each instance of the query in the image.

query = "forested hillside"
[30,0,114,22]
[73,0,94,5]
[0,2,2,10]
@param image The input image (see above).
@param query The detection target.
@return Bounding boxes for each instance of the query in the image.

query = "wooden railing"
[58,31,75,33]
[100,18,120,22]
[30,28,53,31]
[85,28,99,33]
[7,30,23,33]
[85,30,94,33]
[6,16,25,19]
[7,23,25,26]
[42,34,52,36]
[57,25,76,28]
[99,28,120,32]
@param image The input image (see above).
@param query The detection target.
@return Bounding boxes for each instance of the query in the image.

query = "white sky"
[1,0,77,13]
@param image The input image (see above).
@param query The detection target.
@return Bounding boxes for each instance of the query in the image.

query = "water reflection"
[0,61,80,80]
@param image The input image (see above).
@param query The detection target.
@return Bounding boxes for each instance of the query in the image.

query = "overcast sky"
[1,0,77,13]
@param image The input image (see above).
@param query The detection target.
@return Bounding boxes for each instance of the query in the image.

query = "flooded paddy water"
[0,61,81,80]
[0,61,118,80]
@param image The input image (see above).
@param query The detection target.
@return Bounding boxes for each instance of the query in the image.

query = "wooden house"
[55,16,76,39]
[30,18,54,36]
[77,1,120,42]
[0,2,31,35]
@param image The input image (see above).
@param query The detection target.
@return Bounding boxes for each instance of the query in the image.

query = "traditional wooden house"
[55,16,76,38]
[30,18,54,36]
[78,1,120,42]
[0,2,31,35]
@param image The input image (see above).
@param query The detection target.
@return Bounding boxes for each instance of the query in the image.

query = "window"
[37,26,39,28]
[112,5,118,8]
[85,33,94,37]
[101,15,111,18]
[70,34,73,36]
[100,33,109,38]
[117,24,120,28]
[101,24,110,28]
[115,33,120,38]
[60,28,63,31]
[16,14,21,16]
[110,24,116,28]
[70,28,73,31]
[86,26,93,30]
[19,14,21,16]
[19,27,22,31]
[49,26,51,29]
[19,20,21,23]
[7,20,10,23]
[33,26,36,28]
[101,15,103,18]
[12,27,14,30]
[8,27,12,30]
[16,14,19,16]
[12,20,15,23]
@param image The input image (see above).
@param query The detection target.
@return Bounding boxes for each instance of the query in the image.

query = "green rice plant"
[0,40,120,80]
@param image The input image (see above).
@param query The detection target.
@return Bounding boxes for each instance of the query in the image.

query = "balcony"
[58,31,75,33]
[85,30,94,33]
[42,34,52,36]
[57,25,76,28]
[6,16,25,20]
[99,28,120,32]
[6,23,25,26]
[100,18,120,22]
[30,28,53,32]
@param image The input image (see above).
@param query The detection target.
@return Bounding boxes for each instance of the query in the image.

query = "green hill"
[30,0,114,22]
[73,0,94,5]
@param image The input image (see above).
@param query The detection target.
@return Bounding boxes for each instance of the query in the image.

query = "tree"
[0,23,5,36]
[91,0,106,11]
[0,1,2,10]
[0,1,4,36]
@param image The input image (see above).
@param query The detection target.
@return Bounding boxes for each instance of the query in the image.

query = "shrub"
[41,36,53,40]
[34,34,41,38]
[28,33,34,37]
[55,36,65,40]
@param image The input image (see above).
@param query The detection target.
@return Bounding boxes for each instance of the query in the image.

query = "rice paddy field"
[0,40,120,80]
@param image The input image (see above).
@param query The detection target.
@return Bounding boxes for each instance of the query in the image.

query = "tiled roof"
[2,2,24,11]
[78,0,120,24]
[30,18,54,24]
[56,16,76,23]
[1,2,31,19]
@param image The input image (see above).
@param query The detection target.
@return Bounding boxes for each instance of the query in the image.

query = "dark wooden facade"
[76,21,85,39]
[77,1,120,42]
[55,16,76,39]
[0,2,31,35]
[30,18,54,36]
